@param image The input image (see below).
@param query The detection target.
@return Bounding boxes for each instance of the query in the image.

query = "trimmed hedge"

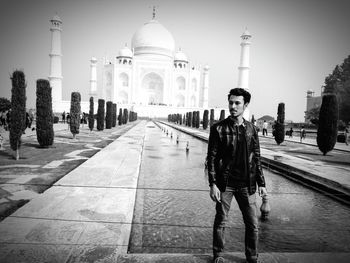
[196,111,200,128]
[10,70,26,159]
[123,108,128,124]
[36,79,54,147]
[210,109,214,127]
[219,109,225,121]
[118,108,122,125]
[70,92,81,137]
[112,103,117,127]
[274,103,285,145]
[97,99,105,131]
[105,101,113,129]
[317,94,338,155]
[203,109,209,130]
[88,97,94,131]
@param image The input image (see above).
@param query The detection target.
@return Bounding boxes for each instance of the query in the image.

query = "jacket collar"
[227,116,247,127]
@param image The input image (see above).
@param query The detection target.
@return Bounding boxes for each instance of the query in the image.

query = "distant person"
[66,113,70,125]
[300,126,306,142]
[207,88,267,263]
[62,111,66,123]
[289,127,293,138]
[262,120,268,136]
[345,123,349,146]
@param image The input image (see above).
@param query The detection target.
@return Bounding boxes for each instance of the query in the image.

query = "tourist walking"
[345,123,349,146]
[289,127,293,138]
[262,120,268,136]
[62,111,66,123]
[300,126,306,142]
[207,88,267,263]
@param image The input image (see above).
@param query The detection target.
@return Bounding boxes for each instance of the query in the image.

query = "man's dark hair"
[227,88,251,104]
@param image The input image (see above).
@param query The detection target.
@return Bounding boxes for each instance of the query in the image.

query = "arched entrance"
[141,72,164,105]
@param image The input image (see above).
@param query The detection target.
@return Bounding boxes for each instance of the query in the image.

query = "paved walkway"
[0,121,147,262]
[0,120,349,262]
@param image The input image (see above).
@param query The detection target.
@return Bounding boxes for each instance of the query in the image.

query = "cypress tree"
[97,99,105,131]
[188,112,192,127]
[183,114,186,125]
[317,94,338,155]
[70,92,81,139]
[210,109,214,127]
[36,79,54,147]
[88,97,94,131]
[219,109,225,121]
[196,111,200,128]
[105,101,113,129]
[118,108,123,125]
[112,103,117,127]
[203,109,209,130]
[251,114,255,124]
[10,70,26,160]
[192,111,196,127]
[274,103,285,145]
[123,108,128,124]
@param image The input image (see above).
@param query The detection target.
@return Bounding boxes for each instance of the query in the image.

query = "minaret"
[237,28,252,119]
[48,14,63,112]
[202,65,210,108]
[89,57,98,101]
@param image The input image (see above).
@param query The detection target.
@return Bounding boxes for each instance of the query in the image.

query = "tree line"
[3,70,137,160]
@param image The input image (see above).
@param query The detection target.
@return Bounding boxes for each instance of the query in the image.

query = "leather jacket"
[207,117,265,194]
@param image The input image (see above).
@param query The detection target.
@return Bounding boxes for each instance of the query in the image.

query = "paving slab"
[116,252,350,263]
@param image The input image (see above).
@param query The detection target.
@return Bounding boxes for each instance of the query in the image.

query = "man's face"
[228,95,247,118]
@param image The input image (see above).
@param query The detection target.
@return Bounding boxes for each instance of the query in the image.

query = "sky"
[0,0,349,122]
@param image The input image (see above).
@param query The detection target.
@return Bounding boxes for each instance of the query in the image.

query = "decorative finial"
[152,5,156,19]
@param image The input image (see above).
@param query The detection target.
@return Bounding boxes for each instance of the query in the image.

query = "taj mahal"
[49,8,252,118]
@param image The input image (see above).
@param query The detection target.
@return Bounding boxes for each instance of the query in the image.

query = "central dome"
[131,19,175,58]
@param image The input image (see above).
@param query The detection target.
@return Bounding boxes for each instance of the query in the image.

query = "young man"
[207,88,267,263]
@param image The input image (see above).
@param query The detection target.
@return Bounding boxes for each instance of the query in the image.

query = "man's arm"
[207,125,220,187]
[207,125,221,202]
[253,125,266,189]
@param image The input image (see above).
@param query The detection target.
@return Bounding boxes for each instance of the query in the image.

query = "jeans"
[213,186,258,261]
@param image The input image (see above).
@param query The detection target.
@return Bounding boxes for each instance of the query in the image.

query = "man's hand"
[258,186,267,197]
[210,184,221,203]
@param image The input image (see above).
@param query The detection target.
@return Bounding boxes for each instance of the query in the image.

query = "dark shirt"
[227,124,248,188]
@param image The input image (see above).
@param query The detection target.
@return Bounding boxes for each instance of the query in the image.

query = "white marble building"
[98,12,209,110]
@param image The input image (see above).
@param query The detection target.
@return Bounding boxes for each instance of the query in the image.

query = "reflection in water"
[129,122,350,253]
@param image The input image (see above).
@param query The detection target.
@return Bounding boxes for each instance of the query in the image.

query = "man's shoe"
[246,257,258,263]
[213,256,224,263]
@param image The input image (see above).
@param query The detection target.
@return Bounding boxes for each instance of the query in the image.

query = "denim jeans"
[213,186,258,261]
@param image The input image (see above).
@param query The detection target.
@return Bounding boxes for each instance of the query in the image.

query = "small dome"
[242,29,251,37]
[51,14,62,22]
[204,65,210,70]
[174,49,188,62]
[131,19,175,57]
[118,46,133,58]
[90,57,97,62]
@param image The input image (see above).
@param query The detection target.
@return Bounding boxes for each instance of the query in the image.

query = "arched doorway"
[141,72,164,105]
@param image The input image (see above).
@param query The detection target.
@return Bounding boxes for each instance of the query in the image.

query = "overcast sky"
[1,0,349,122]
